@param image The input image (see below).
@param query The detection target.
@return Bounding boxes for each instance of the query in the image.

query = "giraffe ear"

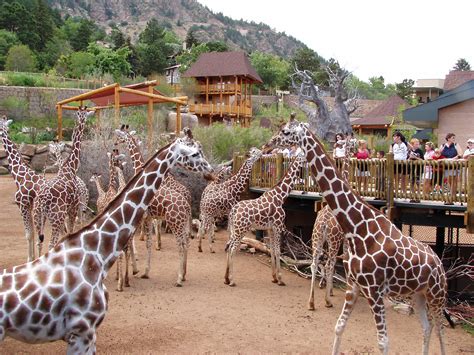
[107,152,111,158]
[117,153,126,160]
[130,130,136,136]
[5,119,12,126]
[115,129,126,137]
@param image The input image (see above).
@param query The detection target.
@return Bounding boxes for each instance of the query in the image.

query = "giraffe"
[308,136,353,310]
[198,147,263,253]
[0,116,46,261]
[49,142,90,226]
[90,152,122,214]
[0,136,213,353]
[225,154,306,286]
[115,127,197,286]
[264,116,453,355]
[33,108,93,257]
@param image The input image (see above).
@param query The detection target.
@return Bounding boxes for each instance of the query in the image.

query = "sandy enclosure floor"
[0,176,472,354]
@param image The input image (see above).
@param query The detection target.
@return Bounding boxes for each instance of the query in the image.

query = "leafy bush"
[193,123,272,163]
[1,96,29,119]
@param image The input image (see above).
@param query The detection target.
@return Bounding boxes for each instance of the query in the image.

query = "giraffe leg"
[175,240,186,287]
[273,229,285,286]
[141,227,152,279]
[308,248,321,311]
[325,258,337,308]
[129,236,139,275]
[124,248,130,287]
[332,282,360,355]
[139,219,146,241]
[413,294,433,355]
[116,253,124,292]
[366,292,389,355]
[197,217,208,253]
[66,331,97,355]
[208,222,215,253]
[155,219,162,251]
[20,206,35,261]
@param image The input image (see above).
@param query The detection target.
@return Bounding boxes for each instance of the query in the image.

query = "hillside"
[48,0,308,58]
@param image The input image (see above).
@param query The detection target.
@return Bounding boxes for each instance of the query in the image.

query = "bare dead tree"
[291,65,360,142]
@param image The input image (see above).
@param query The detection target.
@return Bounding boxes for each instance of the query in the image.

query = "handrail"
[245,154,471,205]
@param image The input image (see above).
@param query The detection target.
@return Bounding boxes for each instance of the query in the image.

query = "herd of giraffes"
[0,108,453,354]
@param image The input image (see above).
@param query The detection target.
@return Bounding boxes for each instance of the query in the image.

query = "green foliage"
[192,123,272,163]
[253,103,307,126]
[5,44,37,72]
[110,27,126,50]
[87,43,131,81]
[206,41,228,52]
[65,51,95,78]
[395,79,415,101]
[453,58,471,71]
[291,47,323,75]
[38,34,72,70]
[250,51,290,91]
[346,75,396,100]
[0,29,19,70]
[176,43,209,72]
[461,319,474,335]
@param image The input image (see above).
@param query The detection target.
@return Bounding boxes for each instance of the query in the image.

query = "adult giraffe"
[0,117,46,261]
[264,116,452,355]
[0,136,213,353]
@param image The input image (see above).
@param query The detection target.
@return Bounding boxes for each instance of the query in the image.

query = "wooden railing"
[197,83,241,93]
[238,153,474,205]
[189,103,252,117]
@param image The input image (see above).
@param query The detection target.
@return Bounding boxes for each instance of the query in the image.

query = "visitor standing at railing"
[408,138,424,203]
[423,142,436,196]
[355,139,370,193]
[432,148,446,195]
[390,132,408,197]
[333,133,346,172]
[440,133,463,205]
[463,138,474,159]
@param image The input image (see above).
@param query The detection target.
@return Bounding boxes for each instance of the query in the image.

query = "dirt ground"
[0,176,472,354]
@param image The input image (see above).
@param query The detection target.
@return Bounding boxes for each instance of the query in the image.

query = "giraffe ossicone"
[265,116,452,355]
[0,136,213,352]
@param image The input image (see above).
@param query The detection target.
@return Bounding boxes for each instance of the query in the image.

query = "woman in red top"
[355,139,370,193]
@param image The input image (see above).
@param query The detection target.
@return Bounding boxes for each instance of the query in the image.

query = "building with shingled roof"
[351,95,411,137]
[182,51,263,126]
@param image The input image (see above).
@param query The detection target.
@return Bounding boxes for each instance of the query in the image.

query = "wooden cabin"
[182,51,263,127]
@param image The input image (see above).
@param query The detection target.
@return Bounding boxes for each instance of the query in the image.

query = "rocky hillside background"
[48,0,307,58]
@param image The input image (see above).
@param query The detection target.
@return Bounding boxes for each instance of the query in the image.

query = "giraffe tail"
[443,309,455,328]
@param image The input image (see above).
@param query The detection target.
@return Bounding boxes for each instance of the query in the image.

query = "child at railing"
[431,148,446,195]
[440,133,463,205]
[408,138,424,203]
[355,139,370,193]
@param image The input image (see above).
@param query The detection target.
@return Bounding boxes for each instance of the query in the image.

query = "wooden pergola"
[56,80,188,141]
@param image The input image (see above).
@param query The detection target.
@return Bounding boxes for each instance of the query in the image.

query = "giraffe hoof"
[228,282,236,287]
[325,302,333,308]
[272,279,278,283]
[140,274,150,279]
[116,287,123,292]
[308,303,315,311]
[132,270,139,276]
[278,281,286,286]
[198,247,203,253]
[224,279,230,285]
[210,250,215,254]
[175,282,183,287]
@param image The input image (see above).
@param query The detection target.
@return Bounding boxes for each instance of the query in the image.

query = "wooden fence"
[234,154,474,207]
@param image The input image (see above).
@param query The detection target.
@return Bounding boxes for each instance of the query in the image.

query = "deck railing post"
[276,153,284,183]
[466,156,474,233]
[385,152,395,220]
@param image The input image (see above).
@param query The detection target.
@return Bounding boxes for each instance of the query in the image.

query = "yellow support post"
[466,156,474,233]
[114,85,120,126]
[276,153,284,183]
[147,85,153,149]
[57,105,63,141]
[385,152,395,220]
[176,104,181,135]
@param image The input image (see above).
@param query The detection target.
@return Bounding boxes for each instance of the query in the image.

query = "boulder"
[167,112,198,132]
[0,166,9,175]
[44,165,58,174]
[35,144,49,154]
[0,148,6,159]
[31,152,51,171]
[19,143,36,157]
[0,157,8,167]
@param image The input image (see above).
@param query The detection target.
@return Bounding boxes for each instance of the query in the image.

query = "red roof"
[351,96,410,126]
[443,70,474,91]
[89,82,166,107]
[182,51,263,83]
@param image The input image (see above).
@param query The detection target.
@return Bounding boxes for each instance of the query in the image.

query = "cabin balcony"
[189,103,252,117]
[197,83,242,94]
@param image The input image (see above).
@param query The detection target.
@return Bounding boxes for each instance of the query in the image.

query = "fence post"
[276,153,284,182]
[385,152,395,220]
[466,156,474,233]
[232,153,240,175]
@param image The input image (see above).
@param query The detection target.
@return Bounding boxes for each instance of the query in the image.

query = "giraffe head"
[265,116,308,150]
[89,173,102,183]
[0,115,13,138]
[76,106,95,122]
[247,147,263,162]
[171,137,213,173]
[114,126,142,149]
[49,141,66,166]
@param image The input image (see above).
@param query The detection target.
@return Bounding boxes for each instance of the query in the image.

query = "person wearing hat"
[463,138,474,159]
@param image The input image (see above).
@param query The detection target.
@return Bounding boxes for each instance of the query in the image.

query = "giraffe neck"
[62,142,177,273]
[266,159,300,203]
[107,160,118,191]
[340,140,351,182]
[302,129,373,234]
[64,115,86,174]
[94,178,105,197]
[0,133,38,184]
[116,167,126,190]
[227,158,255,194]
[127,136,144,173]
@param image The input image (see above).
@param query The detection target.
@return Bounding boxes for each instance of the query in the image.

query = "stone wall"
[0,86,87,119]
[0,143,72,175]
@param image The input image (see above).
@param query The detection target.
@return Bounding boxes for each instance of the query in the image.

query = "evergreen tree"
[110,27,126,50]
[453,58,471,71]
[185,28,199,48]
[0,29,19,70]
[395,79,415,101]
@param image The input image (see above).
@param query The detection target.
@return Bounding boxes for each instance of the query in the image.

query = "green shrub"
[193,123,273,163]
[1,96,29,119]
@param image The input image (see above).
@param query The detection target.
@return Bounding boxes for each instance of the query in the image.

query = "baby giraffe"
[225,154,306,286]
